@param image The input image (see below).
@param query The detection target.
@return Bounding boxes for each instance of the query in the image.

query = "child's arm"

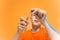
[43,18,60,40]
[13,17,28,40]
[31,8,60,40]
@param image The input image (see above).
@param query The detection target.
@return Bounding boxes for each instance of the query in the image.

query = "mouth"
[34,20,39,23]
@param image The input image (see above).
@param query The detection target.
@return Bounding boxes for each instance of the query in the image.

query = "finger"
[18,25,27,29]
[31,8,35,12]
[18,26,26,30]
[26,17,29,20]
[31,8,46,16]
[20,17,28,23]
[18,23,27,29]
[19,24,26,28]
[31,9,38,14]
[20,17,27,21]
[19,21,27,26]
[31,9,46,19]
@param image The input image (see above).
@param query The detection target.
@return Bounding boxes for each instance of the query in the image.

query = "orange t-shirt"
[18,27,50,40]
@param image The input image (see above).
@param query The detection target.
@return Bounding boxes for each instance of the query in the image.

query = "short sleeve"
[42,27,50,40]
[45,32,50,40]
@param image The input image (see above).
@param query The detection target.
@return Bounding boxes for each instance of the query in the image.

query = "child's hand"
[31,8,46,25]
[18,17,28,32]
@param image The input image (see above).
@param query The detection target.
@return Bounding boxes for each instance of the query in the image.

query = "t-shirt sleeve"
[18,32,24,40]
[43,27,50,40]
[45,32,50,40]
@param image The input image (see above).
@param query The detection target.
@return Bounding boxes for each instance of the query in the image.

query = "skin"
[31,8,60,40]
[13,17,28,40]
[13,8,60,40]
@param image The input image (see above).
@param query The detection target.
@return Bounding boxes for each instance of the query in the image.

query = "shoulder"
[40,27,48,33]
[41,27,46,31]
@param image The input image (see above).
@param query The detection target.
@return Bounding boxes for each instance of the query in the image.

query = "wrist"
[17,29,23,34]
[43,20,47,27]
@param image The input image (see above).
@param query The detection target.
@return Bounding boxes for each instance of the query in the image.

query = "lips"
[34,19,39,23]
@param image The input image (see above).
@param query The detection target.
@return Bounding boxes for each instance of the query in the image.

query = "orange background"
[0,0,60,40]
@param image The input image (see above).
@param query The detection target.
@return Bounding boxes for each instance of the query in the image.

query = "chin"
[33,22,41,25]
[32,23,41,28]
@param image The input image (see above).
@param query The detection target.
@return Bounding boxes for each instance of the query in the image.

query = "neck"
[32,26,40,33]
